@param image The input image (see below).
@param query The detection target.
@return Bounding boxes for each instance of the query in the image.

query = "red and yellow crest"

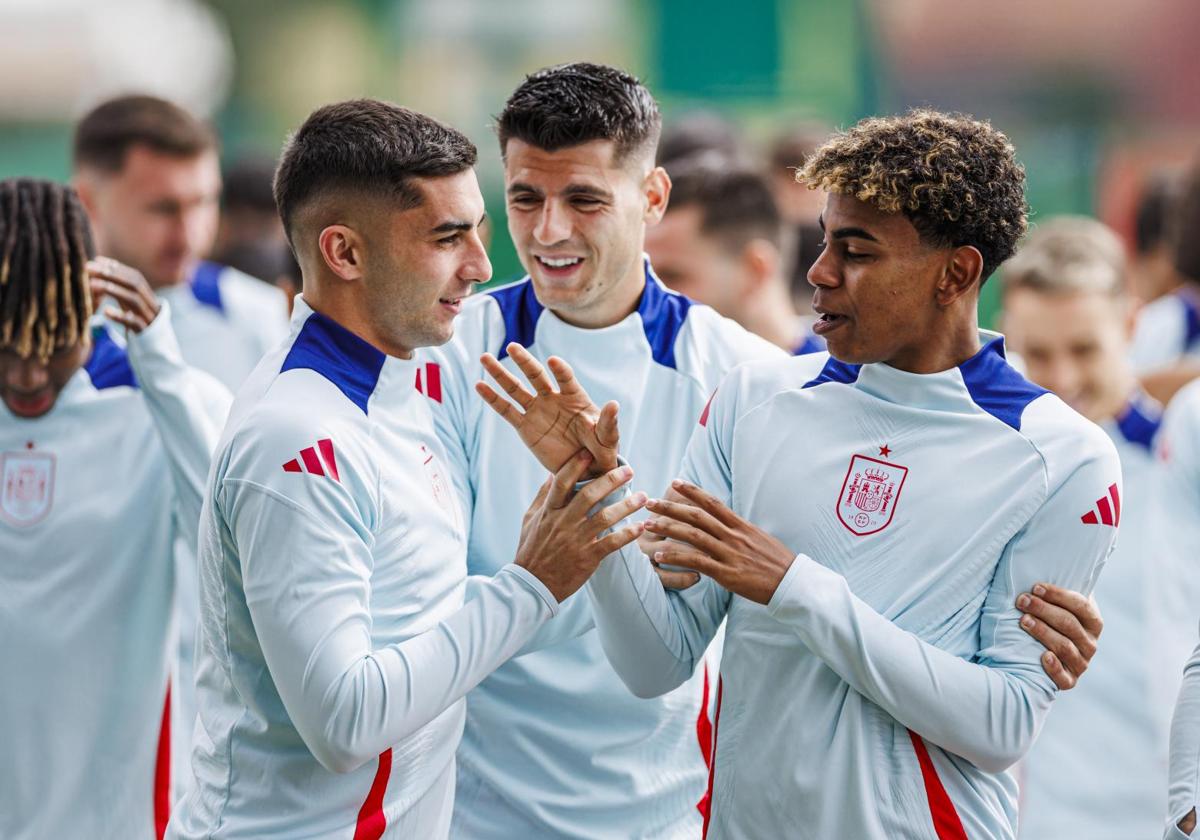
[837,454,907,536]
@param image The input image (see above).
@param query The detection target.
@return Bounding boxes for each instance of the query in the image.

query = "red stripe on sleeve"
[1081,510,1099,525]
[353,749,393,840]
[414,368,423,394]
[318,438,340,482]
[1108,483,1121,526]
[425,363,443,403]
[300,446,324,477]
[696,664,713,767]
[153,683,171,840]
[908,730,968,840]
[698,391,716,427]
[282,459,302,473]
[1097,495,1114,527]
[700,678,724,837]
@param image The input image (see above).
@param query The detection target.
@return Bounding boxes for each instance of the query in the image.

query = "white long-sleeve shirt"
[1162,380,1200,839]
[0,306,230,840]
[1129,287,1200,374]
[421,260,782,838]
[587,337,1121,840]
[1018,391,1194,839]
[166,297,559,840]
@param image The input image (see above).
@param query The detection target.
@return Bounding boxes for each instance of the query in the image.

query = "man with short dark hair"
[165,99,644,840]
[73,95,289,391]
[490,109,1120,838]
[646,158,823,353]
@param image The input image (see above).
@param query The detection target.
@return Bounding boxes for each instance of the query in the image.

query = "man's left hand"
[644,480,794,605]
[1016,583,1102,690]
[88,257,161,334]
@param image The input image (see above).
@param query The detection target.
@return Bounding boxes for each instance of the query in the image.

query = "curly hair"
[798,109,1028,280]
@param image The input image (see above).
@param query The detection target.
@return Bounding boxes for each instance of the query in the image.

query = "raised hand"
[87,257,161,334]
[515,451,647,602]
[476,342,620,476]
[1015,583,1103,690]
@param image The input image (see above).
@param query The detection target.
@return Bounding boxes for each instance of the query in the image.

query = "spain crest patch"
[837,453,907,536]
[1,448,55,527]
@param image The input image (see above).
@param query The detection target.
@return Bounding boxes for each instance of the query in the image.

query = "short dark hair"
[0,178,96,359]
[665,156,783,251]
[222,155,279,216]
[1134,172,1181,255]
[657,111,743,167]
[800,109,1028,281]
[73,94,216,173]
[1174,161,1200,284]
[496,62,661,164]
[273,98,478,246]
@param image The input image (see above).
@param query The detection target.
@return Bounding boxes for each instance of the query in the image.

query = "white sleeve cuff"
[125,300,183,362]
[765,552,820,618]
[499,563,562,614]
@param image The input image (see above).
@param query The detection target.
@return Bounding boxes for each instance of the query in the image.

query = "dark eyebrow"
[816,215,880,243]
[507,181,541,196]
[430,211,487,235]
[562,183,612,200]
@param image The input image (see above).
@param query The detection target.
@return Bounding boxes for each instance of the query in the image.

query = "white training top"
[0,306,230,840]
[587,336,1122,840]
[167,297,559,840]
[1018,391,1194,840]
[1128,287,1200,374]
[421,260,782,839]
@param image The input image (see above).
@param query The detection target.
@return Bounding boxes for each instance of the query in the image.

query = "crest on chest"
[836,453,908,536]
[1,447,56,527]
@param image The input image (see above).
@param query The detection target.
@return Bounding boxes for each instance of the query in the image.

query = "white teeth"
[539,256,582,268]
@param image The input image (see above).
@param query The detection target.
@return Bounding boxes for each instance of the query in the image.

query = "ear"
[936,245,984,307]
[741,238,781,291]
[317,224,366,283]
[642,166,671,226]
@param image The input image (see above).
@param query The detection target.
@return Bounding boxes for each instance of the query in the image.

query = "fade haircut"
[0,179,96,359]
[1002,216,1126,300]
[496,62,662,166]
[273,99,478,247]
[665,156,783,251]
[799,109,1028,281]
[73,94,216,174]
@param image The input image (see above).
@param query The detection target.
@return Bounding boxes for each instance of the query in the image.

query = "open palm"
[476,342,620,476]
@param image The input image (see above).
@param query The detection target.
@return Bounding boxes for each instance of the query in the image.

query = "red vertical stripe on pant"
[153,683,172,840]
[700,678,724,838]
[353,749,393,840]
[907,730,968,840]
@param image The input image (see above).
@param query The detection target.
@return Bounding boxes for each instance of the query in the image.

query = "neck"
[886,310,981,374]
[741,280,803,351]
[552,258,646,329]
[1097,371,1141,424]
[303,283,412,359]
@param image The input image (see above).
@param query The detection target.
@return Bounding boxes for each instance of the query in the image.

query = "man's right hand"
[515,450,647,602]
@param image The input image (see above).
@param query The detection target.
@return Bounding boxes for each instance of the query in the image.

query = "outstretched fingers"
[547,355,586,397]
[507,343,557,395]
[653,545,720,579]
[480,352,535,409]
[590,491,648,534]
[671,480,741,528]
[474,381,526,427]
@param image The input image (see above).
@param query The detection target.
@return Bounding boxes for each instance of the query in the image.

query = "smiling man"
[561,110,1123,839]
[165,99,646,840]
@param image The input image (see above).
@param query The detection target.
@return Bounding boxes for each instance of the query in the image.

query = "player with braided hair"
[0,178,230,840]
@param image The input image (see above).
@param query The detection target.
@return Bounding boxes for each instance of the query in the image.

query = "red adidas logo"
[1080,483,1120,526]
[282,438,340,482]
[415,362,442,403]
[699,390,716,427]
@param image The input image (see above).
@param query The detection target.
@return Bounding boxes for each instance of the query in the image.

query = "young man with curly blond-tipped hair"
[485,109,1122,839]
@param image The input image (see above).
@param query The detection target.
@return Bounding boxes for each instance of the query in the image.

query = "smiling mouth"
[535,255,584,272]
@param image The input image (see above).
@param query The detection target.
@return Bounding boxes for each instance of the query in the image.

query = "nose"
[533,200,571,247]
[7,357,49,391]
[463,231,493,286]
[807,244,839,290]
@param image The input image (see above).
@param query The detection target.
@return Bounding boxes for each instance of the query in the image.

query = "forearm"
[768,555,1048,772]
[587,540,725,699]
[270,565,557,773]
[1168,640,1200,837]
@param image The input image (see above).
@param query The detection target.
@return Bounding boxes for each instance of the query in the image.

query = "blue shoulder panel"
[1181,292,1200,352]
[190,261,225,314]
[1115,391,1163,452]
[84,326,138,390]
[958,336,1048,431]
[280,311,385,415]
[637,267,692,369]
[487,279,544,359]
[793,332,826,356]
[802,356,861,389]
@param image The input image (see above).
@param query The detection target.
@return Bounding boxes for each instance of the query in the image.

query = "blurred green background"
[1,0,1197,324]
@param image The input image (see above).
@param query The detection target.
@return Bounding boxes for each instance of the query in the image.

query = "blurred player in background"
[167,98,645,840]
[1164,376,1200,839]
[1130,172,1184,305]
[1001,217,1193,840]
[1130,162,1200,403]
[72,95,289,393]
[210,154,295,309]
[646,157,824,354]
[655,111,745,169]
[523,109,1121,839]
[0,178,229,840]
[424,62,782,840]
[768,123,829,310]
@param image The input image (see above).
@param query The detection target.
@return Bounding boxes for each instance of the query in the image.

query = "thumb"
[596,401,620,449]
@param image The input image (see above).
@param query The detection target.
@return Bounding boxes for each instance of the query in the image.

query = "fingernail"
[620,466,633,478]
[1043,652,1056,665]
[1032,584,1046,596]
[654,551,664,561]
[646,518,658,528]
[1016,594,1030,609]
[633,492,647,504]
[1021,616,1034,629]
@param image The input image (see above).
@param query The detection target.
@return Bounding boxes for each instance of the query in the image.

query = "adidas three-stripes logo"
[1080,483,1120,526]
[282,438,340,482]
